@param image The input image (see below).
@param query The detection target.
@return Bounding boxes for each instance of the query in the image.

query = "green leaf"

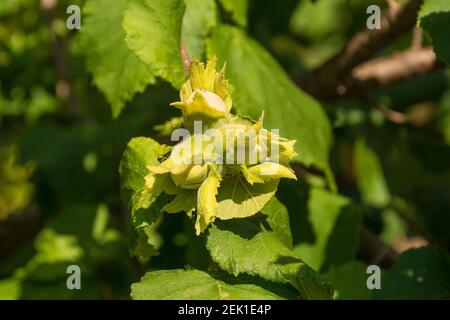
[182,0,218,59]
[119,137,170,216]
[261,197,293,248]
[1,228,100,300]
[374,246,450,299]
[325,261,372,300]
[131,227,158,257]
[207,198,333,299]
[195,168,221,234]
[123,0,186,88]
[0,278,20,300]
[293,188,362,270]
[131,269,286,299]
[162,189,197,216]
[207,25,334,187]
[216,174,278,220]
[354,138,391,207]
[129,196,167,258]
[139,173,172,216]
[47,204,121,253]
[290,0,347,40]
[119,137,170,256]
[218,0,248,27]
[419,0,450,64]
[79,0,155,117]
[380,208,407,245]
[243,163,297,184]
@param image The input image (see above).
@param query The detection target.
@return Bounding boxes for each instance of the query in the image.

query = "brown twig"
[180,41,191,78]
[352,47,437,86]
[297,0,424,101]
[411,27,424,49]
[385,0,401,13]
[359,226,398,268]
[41,0,81,119]
[378,106,408,124]
[390,203,449,251]
[341,47,444,99]
[291,162,326,180]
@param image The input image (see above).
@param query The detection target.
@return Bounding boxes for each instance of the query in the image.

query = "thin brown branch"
[298,0,424,101]
[385,0,400,13]
[291,162,326,180]
[41,0,81,119]
[352,47,437,85]
[411,27,424,49]
[378,106,408,124]
[391,203,449,251]
[340,47,444,99]
[379,101,437,126]
[180,41,191,78]
[359,226,398,268]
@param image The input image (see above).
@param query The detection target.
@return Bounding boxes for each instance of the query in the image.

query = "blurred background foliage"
[0,0,449,299]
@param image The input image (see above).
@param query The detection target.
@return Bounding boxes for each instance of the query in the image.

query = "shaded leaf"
[119,137,170,256]
[218,0,248,27]
[325,261,372,300]
[419,0,450,64]
[374,246,450,299]
[119,137,170,216]
[261,197,292,248]
[354,138,391,208]
[293,188,362,270]
[162,189,197,215]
